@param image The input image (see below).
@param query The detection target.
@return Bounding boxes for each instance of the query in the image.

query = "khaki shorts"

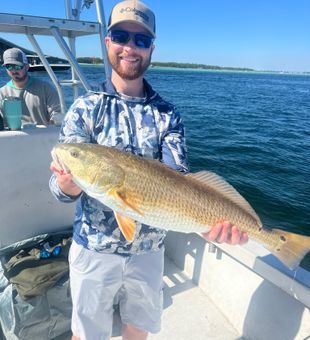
[69,240,164,340]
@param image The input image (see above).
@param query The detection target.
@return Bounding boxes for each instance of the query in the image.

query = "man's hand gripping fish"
[52,143,310,270]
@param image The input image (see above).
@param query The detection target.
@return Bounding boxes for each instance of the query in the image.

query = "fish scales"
[120,156,260,234]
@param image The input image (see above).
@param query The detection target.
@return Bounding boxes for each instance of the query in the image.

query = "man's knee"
[122,323,148,340]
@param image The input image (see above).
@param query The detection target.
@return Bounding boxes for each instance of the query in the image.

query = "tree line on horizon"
[151,61,254,72]
[76,57,254,72]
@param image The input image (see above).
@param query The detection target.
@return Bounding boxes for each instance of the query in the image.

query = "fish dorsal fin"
[187,171,261,223]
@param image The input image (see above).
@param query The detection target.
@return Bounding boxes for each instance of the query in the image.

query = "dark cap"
[2,48,28,66]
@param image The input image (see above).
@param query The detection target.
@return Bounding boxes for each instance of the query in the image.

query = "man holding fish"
[50,1,248,339]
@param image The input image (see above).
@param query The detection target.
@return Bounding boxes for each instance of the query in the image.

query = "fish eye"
[70,150,79,158]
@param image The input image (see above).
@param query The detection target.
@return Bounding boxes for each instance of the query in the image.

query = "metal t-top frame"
[0,0,111,114]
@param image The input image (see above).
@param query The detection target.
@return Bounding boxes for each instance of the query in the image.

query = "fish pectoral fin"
[114,212,136,242]
[108,188,144,216]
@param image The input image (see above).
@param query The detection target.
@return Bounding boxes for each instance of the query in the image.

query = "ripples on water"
[147,69,310,238]
[1,67,309,238]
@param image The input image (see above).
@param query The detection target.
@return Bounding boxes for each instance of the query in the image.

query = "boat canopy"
[0,0,111,114]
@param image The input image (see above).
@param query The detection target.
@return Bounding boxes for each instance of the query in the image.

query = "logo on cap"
[120,6,150,22]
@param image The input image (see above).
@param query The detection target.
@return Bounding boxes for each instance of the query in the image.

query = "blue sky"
[1,0,309,72]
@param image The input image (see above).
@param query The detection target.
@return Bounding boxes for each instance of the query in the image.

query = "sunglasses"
[5,64,24,71]
[40,245,62,259]
[109,30,154,49]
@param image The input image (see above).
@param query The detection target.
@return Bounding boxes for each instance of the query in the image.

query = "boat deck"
[111,256,241,340]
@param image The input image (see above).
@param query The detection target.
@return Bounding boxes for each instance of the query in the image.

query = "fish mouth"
[51,149,70,174]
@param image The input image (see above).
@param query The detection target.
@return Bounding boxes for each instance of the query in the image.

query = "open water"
[1,66,309,237]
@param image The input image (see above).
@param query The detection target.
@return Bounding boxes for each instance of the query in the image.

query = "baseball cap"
[2,48,28,66]
[108,0,156,38]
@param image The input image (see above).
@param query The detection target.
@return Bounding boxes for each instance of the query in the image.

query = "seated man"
[0,48,64,127]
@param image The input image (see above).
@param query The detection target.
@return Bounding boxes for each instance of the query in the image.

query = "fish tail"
[268,229,310,270]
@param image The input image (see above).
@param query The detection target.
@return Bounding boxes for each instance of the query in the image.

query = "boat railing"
[0,0,111,114]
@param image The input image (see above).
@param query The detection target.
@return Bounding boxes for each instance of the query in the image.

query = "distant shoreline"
[151,61,254,72]
[77,58,310,75]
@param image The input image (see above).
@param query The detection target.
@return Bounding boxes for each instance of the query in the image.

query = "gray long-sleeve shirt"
[0,77,64,126]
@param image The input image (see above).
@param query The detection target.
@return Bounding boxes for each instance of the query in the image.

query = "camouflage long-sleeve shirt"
[49,79,188,256]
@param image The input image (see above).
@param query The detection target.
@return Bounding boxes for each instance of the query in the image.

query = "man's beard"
[108,51,151,80]
[11,73,28,83]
